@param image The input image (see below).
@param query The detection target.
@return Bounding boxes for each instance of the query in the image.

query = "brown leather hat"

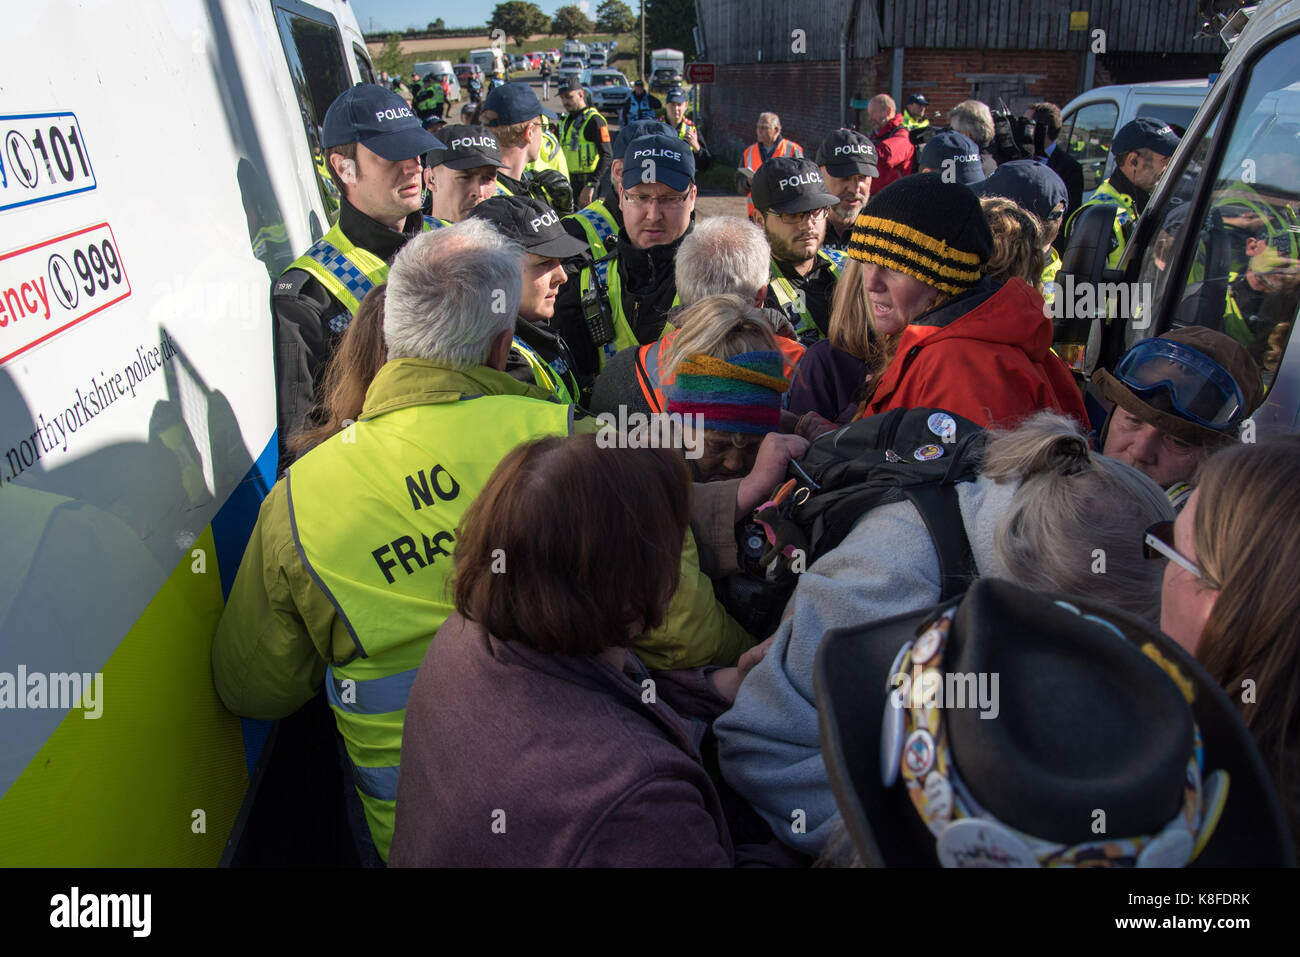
[1094,327,1263,448]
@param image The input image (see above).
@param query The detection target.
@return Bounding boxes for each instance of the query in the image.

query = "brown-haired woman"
[389,435,765,867]
[286,283,389,461]
[1154,434,1300,856]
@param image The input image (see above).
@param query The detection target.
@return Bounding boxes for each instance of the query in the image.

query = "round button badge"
[903,729,936,777]
[927,412,957,442]
[880,641,913,788]
[937,818,1039,868]
[914,444,944,462]
[1136,828,1194,868]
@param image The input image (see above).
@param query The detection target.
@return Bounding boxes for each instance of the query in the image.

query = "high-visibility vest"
[900,112,930,131]
[415,82,445,113]
[625,92,658,122]
[510,334,579,405]
[286,392,573,861]
[578,254,681,367]
[566,200,618,262]
[1066,179,1136,270]
[560,107,606,175]
[285,217,442,319]
[634,330,806,413]
[525,127,570,179]
[1042,246,1063,308]
[766,249,843,342]
[673,118,697,141]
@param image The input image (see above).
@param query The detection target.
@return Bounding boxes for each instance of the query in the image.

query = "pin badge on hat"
[927,412,957,442]
[1136,828,1194,868]
[904,728,936,777]
[881,641,913,787]
[914,444,944,462]
[885,449,903,463]
[912,615,949,665]
[1192,770,1230,859]
[937,818,1039,868]
[922,772,955,835]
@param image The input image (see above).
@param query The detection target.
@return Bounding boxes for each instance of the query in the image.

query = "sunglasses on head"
[1143,521,1209,582]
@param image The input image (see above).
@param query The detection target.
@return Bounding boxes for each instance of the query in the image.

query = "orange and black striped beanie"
[846,172,994,295]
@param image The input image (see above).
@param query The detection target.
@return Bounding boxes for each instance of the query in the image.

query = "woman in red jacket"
[845,172,1086,429]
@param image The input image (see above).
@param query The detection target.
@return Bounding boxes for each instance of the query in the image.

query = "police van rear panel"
[0,0,365,864]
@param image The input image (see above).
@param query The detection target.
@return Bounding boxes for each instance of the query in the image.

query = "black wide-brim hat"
[816,577,1295,867]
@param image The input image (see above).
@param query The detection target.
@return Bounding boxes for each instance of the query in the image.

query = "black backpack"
[720,407,987,638]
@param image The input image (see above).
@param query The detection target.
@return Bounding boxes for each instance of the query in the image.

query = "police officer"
[622,78,662,124]
[972,159,1069,308]
[1066,117,1180,268]
[561,119,674,268]
[414,72,446,120]
[479,82,574,213]
[816,129,878,252]
[663,87,710,174]
[900,93,930,131]
[553,133,696,383]
[916,129,985,186]
[422,125,506,224]
[469,196,590,406]
[558,78,612,208]
[272,84,443,471]
[751,157,844,343]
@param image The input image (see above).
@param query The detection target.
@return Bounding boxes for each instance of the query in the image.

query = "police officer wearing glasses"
[552,133,696,386]
[751,157,844,343]
[1094,327,1264,511]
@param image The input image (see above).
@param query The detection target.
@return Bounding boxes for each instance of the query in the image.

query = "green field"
[388,34,643,83]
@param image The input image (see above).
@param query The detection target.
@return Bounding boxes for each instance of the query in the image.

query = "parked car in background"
[412,60,461,101]
[455,62,483,86]
[587,69,632,117]
[1060,79,1211,200]
[560,57,584,73]
[588,51,607,69]
[650,66,683,92]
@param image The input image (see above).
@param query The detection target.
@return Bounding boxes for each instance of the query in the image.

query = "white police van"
[1063,0,1300,440]
[0,0,373,865]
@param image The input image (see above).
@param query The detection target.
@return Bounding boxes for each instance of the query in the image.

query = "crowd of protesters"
[213,79,1300,868]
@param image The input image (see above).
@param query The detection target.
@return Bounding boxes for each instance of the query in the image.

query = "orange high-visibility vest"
[635,330,806,413]
[743,139,804,218]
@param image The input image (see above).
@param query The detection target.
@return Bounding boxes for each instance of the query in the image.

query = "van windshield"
[1136,36,1300,395]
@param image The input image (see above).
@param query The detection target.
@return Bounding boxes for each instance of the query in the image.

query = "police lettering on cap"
[613,120,674,161]
[425,125,506,170]
[480,81,558,127]
[1112,116,1181,158]
[816,129,879,178]
[751,156,841,214]
[917,130,984,187]
[621,133,696,192]
[323,83,444,161]
[467,195,589,259]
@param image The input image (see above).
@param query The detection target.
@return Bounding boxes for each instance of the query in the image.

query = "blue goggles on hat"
[1114,337,1245,430]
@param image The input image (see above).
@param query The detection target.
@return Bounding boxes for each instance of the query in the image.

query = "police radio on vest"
[376,107,414,121]
[778,171,823,190]
[529,211,560,231]
[633,148,682,161]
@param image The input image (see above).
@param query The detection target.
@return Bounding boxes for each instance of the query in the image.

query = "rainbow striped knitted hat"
[667,350,789,434]
[846,172,994,295]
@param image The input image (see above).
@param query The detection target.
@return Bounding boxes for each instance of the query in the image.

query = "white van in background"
[469,46,506,78]
[412,59,461,101]
[1060,79,1212,200]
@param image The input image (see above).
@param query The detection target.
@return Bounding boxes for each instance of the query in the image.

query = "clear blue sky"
[350,0,600,33]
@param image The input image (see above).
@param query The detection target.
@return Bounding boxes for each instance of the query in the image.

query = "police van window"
[353,43,375,85]
[1135,103,1198,138]
[273,0,351,220]
[1064,101,1119,195]
[1142,34,1300,393]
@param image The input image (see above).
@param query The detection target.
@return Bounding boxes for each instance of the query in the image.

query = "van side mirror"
[1058,203,1120,345]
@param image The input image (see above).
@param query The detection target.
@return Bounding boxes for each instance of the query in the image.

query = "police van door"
[1115,18,1300,441]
